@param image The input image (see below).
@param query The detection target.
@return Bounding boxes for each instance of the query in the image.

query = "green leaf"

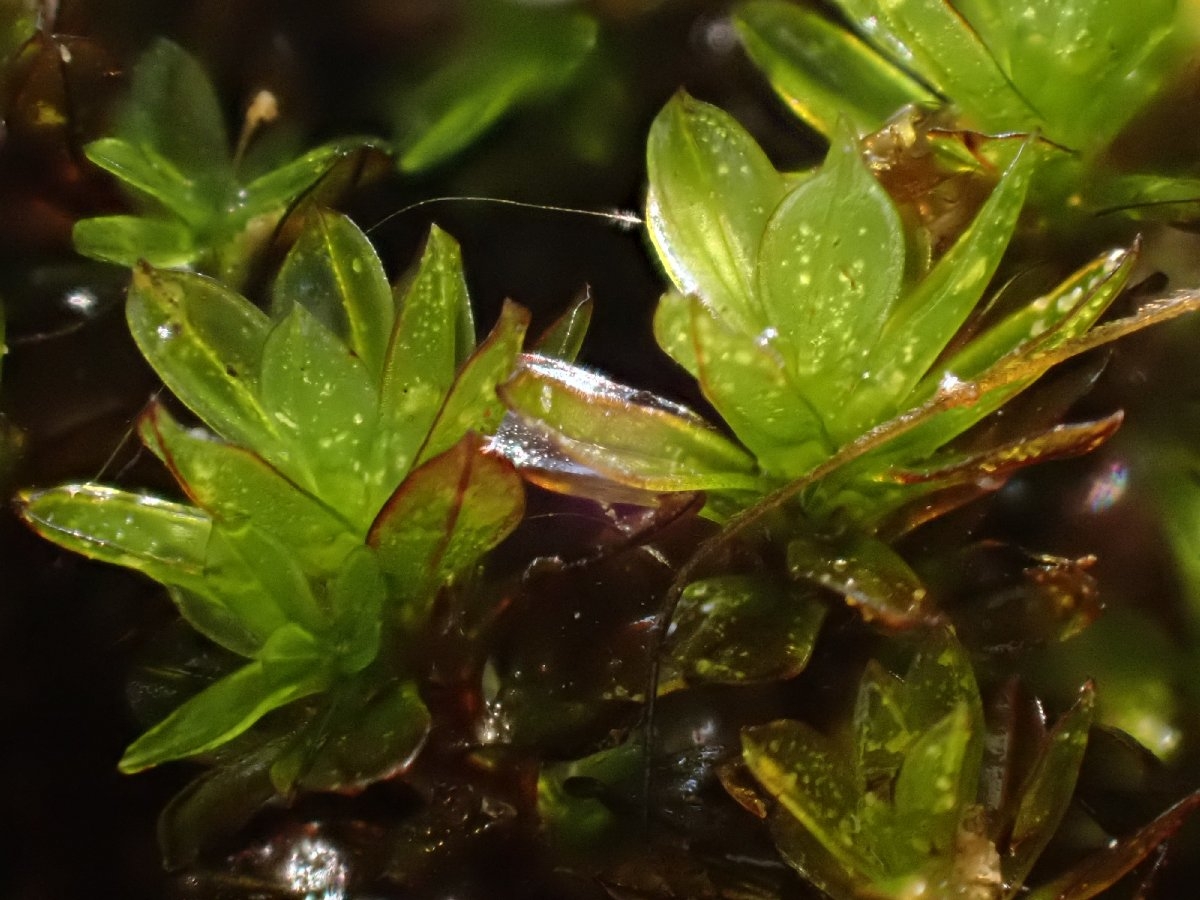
[742,719,880,882]
[241,139,387,217]
[376,225,476,494]
[324,547,384,675]
[139,403,359,575]
[417,299,529,465]
[369,434,524,625]
[126,264,280,457]
[756,128,905,432]
[786,529,934,627]
[667,575,826,685]
[501,354,760,495]
[114,37,233,195]
[734,1,935,137]
[1005,683,1094,891]
[72,215,198,268]
[832,0,1037,133]
[843,142,1036,436]
[852,661,909,786]
[646,92,786,334]
[273,678,429,793]
[82,138,212,224]
[272,209,394,379]
[672,292,831,479]
[259,303,379,523]
[119,625,331,773]
[532,291,592,362]
[394,11,597,173]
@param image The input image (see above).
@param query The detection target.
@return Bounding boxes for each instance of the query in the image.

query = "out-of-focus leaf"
[119,625,331,773]
[757,128,905,427]
[323,546,384,675]
[376,225,475,496]
[369,434,524,624]
[72,215,198,268]
[394,12,597,173]
[272,209,393,379]
[417,299,528,465]
[259,303,378,522]
[1025,791,1200,900]
[1005,683,1095,892]
[734,2,935,137]
[272,678,429,794]
[646,92,785,335]
[786,529,934,627]
[501,354,760,495]
[139,403,359,575]
[532,291,592,362]
[126,265,280,458]
[667,575,826,685]
[113,37,232,194]
[832,0,1037,133]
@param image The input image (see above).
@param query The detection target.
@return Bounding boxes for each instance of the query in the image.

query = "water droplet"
[63,288,99,317]
[156,322,179,341]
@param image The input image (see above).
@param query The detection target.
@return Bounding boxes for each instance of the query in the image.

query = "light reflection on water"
[281,835,348,900]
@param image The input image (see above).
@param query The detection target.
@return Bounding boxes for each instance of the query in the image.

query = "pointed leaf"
[377,225,475,492]
[646,92,786,334]
[501,354,760,494]
[1005,683,1095,891]
[120,626,331,773]
[844,143,1035,435]
[417,299,529,465]
[1025,791,1200,900]
[272,209,393,379]
[832,0,1037,132]
[853,660,910,786]
[73,214,197,268]
[369,434,524,625]
[259,303,378,522]
[533,291,592,362]
[735,1,935,137]
[756,129,905,432]
[126,264,280,455]
[241,139,386,216]
[668,575,826,685]
[82,138,211,223]
[139,403,359,574]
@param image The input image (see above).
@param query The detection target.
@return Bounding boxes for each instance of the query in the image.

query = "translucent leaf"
[734,1,935,138]
[417,299,529,465]
[901,630,983,742]
[842,142,1035,436]
[377,225,475,493]
[126,265,280,457]
[72,214,197,268]
[742,719,880,882]
[832,0,1037,133]
[272,678,429,793]
[678,292,832,479]
[241,139,387,217]
[394,12,597,173]
[852,660,909,787]
[82,138,211,224]
[766,806,868,898]
[139,403,359,575]
[272,209,394,379]
[645,92,786,335]
[323,546,384,675]
[259,303,379,523]
[119,625,331,773]
[532,291,592,362]
[114,37,233,195]
[668,575,826,685]
[756,128,905,429]
[369,434,524,626]
[501,354,760,494]
[1005,683,1095,892]
[1025,790,1200,900]
[786,529,934,627]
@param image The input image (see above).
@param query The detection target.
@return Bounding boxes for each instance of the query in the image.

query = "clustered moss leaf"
[20,211,526,785]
